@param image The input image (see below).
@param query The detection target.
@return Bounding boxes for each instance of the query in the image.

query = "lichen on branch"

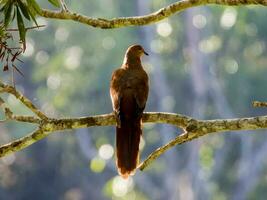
[39,0,267,29]
[0,80,267,170]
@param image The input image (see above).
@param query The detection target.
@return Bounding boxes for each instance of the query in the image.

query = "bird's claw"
[114,112,121,128]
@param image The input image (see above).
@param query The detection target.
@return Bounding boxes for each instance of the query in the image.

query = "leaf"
[12,8,16,21]
[18,0,31,20]
[0,5,6,12]
[0,51,5,61]
[26,0,42,14]
[24,0,40,26]
[4,1,14,27]
[48,0,61,8]
[11,51,22,62]
[16,6,26,48]
[12,64,24,77]
[27,8,39,27]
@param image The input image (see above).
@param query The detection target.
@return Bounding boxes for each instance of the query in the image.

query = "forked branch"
[1,81,267,170]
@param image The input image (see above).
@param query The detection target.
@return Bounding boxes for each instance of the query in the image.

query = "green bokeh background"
[1,0,267,199]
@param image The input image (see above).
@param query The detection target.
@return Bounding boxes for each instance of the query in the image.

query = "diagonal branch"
[39,0,267,29]
[2,107,40,123]
[0,81,48,119]
[139,132,190,170]
[0,128,47,157]
[0,96,40,123]
[139,115,267,170]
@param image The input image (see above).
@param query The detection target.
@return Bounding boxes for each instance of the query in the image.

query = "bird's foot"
[114,112,121,128]
[184,131,189,138]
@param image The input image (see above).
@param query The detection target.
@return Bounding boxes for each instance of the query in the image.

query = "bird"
[110,44,149,178]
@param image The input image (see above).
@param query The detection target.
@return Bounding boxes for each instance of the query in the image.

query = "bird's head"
[125,44,149,58]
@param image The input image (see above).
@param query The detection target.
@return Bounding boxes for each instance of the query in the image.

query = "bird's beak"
[144,51,149,56]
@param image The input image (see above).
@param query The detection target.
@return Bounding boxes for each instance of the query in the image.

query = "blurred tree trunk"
[185,8,209,199]
[136,1,179,199]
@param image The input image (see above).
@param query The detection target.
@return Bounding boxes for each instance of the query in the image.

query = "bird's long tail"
[116,118,142,179]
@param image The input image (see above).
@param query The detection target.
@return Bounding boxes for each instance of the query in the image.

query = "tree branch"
[140,115,267,170]
[0,128,47,156]
[1,81,267,170]
[1,111,267,159]
[0,82,48,119]
[139,132,189,170]
[39,0,267,29]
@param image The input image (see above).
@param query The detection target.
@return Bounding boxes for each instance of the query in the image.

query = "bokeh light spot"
[112,176,134,197]
[90,157,106,173]
[225,59,238,74]
[156,21,173,37]
[64,46,83,70]
[193,14,207,29]
[35,50,49,64]
[198,35,222,54]
[47,74,61,90]
[220,8,237,29]
[98,144,114,160]
[55,27,69,42]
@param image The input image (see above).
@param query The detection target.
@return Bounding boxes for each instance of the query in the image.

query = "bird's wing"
[110,68,149,119]
[110,68,124,112]
[133,71,149,113]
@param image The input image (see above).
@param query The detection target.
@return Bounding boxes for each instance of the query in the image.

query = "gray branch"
[1,80,267,170]
[39,0,267,29]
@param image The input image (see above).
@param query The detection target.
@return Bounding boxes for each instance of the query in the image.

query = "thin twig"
[253,101,267,107]
[0,97,40,123]
[7,25,46,32]
[60,0,69,12]
[11,115,41,123]
[0,81,48,119]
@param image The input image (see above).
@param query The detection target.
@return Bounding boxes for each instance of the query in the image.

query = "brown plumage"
[110,44,149,178]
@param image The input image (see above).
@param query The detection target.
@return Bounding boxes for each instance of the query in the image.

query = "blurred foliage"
[0,0,59,73]
[0,0,267,200]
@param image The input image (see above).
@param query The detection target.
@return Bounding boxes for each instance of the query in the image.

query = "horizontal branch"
[1,111,267,158]
[1,81,267,170]
[40,112,191,131]
[40,0,267,29]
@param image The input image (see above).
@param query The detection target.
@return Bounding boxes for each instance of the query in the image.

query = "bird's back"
[110,67,148,115]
